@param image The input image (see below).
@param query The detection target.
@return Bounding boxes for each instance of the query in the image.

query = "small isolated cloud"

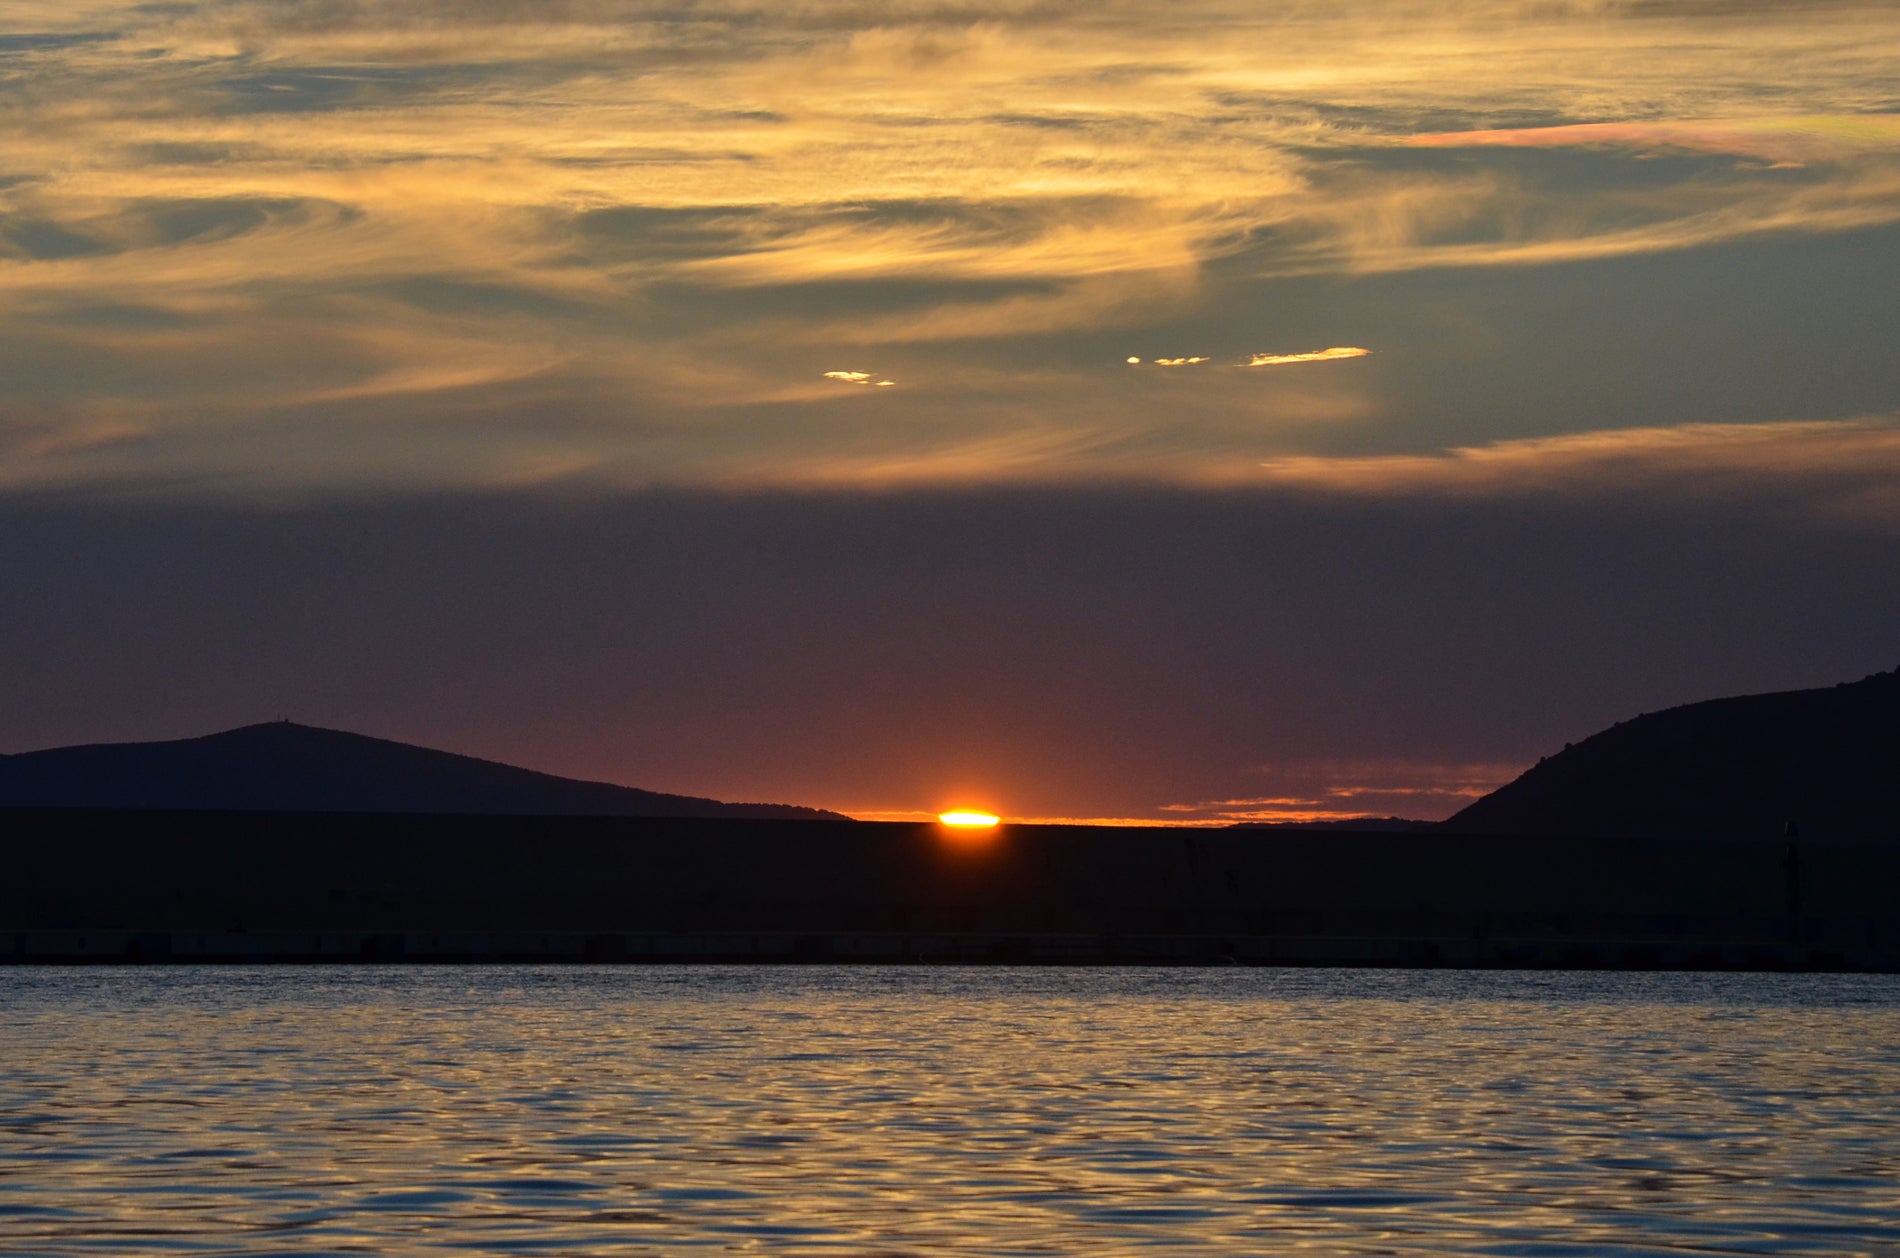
[823,370,895,386]
[1245,347,1371,367]
[1154,356,1210,366]
[1159,761,1518,824]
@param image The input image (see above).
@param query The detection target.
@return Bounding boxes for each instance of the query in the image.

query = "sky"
[2,0,1898,822]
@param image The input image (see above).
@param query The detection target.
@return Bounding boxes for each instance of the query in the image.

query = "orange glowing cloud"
[1246,347,1371,367]
[1159,761,1522,824]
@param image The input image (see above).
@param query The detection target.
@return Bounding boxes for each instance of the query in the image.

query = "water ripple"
[2,967,1898,1254]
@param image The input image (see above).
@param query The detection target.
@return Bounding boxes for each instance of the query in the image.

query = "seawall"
[4,810,1895,968]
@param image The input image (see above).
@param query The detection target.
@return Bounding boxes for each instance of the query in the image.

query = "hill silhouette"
[0,722,845,820]
[1444,668,1900,841]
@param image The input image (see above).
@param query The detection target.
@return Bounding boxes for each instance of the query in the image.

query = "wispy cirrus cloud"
[1,1,1897,494]
[1405,116,1900,165]
[1251,417,1900,528]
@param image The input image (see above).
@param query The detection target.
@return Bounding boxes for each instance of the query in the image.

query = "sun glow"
[938,810,1000,827]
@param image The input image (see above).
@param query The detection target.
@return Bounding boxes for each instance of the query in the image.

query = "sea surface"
[2,967,1898,1256]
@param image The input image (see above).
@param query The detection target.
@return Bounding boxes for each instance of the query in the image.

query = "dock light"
[938,810,1000,828]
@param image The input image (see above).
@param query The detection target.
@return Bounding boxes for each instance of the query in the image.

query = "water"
[3,968,1898,1256]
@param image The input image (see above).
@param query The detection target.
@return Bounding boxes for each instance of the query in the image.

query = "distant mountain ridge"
[0,722,845,820]
[1443,668,1900,841]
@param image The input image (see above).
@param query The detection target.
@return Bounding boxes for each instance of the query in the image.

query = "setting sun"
[938,811,1000,827]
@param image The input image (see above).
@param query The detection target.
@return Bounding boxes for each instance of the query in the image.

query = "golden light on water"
[14,970,1900,1254]
[938,811,1000,828]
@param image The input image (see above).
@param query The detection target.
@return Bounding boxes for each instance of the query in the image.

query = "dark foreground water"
[2,968,1898,1256]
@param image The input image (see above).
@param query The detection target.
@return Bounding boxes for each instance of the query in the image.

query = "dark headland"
[5,671,1898,969]
[0,721,843,820]
[1443,666,1900,842]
